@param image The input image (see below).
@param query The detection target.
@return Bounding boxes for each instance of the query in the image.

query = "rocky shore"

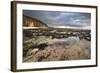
[23,35,90,62]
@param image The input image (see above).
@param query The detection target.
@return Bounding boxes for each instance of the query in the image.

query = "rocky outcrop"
[23,37,90,62]
[23,28,91,62]
[23,28,91,41]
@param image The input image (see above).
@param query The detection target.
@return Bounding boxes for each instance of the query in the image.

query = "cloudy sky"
[23,10,91,28]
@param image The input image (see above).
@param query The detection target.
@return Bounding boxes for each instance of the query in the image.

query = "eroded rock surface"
[23,37,90,62]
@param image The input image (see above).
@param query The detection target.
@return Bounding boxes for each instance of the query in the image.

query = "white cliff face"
[23,15,48,27]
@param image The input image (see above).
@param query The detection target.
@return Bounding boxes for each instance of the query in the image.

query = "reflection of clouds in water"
[58,37,90,50]
[53,37,80,46]
[64,37,80,45]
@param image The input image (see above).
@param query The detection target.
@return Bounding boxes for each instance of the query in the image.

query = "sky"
[23,10,91,28]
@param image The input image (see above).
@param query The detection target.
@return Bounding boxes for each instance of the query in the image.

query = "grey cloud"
[23,10,91,27]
